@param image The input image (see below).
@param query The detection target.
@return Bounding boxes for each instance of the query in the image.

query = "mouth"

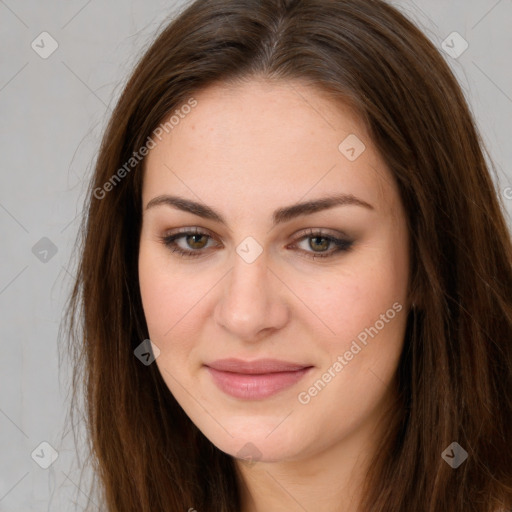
[204,358,314,400]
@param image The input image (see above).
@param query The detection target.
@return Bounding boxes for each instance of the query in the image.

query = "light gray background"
[0,1,511,510]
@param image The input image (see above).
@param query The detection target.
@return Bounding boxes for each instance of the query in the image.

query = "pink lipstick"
[205,358,313,400]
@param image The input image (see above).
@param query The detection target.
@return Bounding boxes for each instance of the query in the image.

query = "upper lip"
[205,358,312,374]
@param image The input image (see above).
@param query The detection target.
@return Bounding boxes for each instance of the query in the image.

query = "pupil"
[189,234,205,248]
[311,236,328,251]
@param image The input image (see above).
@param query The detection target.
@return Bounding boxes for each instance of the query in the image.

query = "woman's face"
[138,79,410,465]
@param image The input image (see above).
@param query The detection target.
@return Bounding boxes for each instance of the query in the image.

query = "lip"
[204,358,313,400]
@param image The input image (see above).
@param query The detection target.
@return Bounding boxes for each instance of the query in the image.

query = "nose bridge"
[214,244,287,339]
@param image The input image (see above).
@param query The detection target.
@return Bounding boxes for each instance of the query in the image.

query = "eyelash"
[159,227,353,260]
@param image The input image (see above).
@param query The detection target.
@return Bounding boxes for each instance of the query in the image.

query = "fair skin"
[138,78,411,512]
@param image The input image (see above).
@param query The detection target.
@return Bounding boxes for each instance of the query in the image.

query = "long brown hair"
[62,0,512,510]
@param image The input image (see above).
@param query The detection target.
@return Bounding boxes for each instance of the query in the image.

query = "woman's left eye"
[290,230,353,259]
[160,228,353,260]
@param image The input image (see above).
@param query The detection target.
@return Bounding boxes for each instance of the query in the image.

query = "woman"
[64,0,512,510]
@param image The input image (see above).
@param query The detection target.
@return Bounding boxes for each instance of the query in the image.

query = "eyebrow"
[144,193,374,227]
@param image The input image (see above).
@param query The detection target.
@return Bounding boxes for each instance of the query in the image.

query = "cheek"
[305,263,408,349]
[138,244,189,342]
[306,244,409,386]
[138,253,170,338]
[138,243,218,364]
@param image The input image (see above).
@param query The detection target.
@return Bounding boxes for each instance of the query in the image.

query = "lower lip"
[205,366,313,400]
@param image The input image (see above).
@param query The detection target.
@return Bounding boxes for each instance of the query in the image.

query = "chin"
[199,416,311,464]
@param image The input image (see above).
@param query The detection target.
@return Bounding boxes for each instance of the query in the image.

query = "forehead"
[142,79,397,216]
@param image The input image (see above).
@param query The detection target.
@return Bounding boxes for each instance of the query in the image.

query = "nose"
[213,249,290,342]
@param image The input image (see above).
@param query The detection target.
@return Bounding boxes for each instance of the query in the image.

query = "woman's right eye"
[160,229,218,258]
